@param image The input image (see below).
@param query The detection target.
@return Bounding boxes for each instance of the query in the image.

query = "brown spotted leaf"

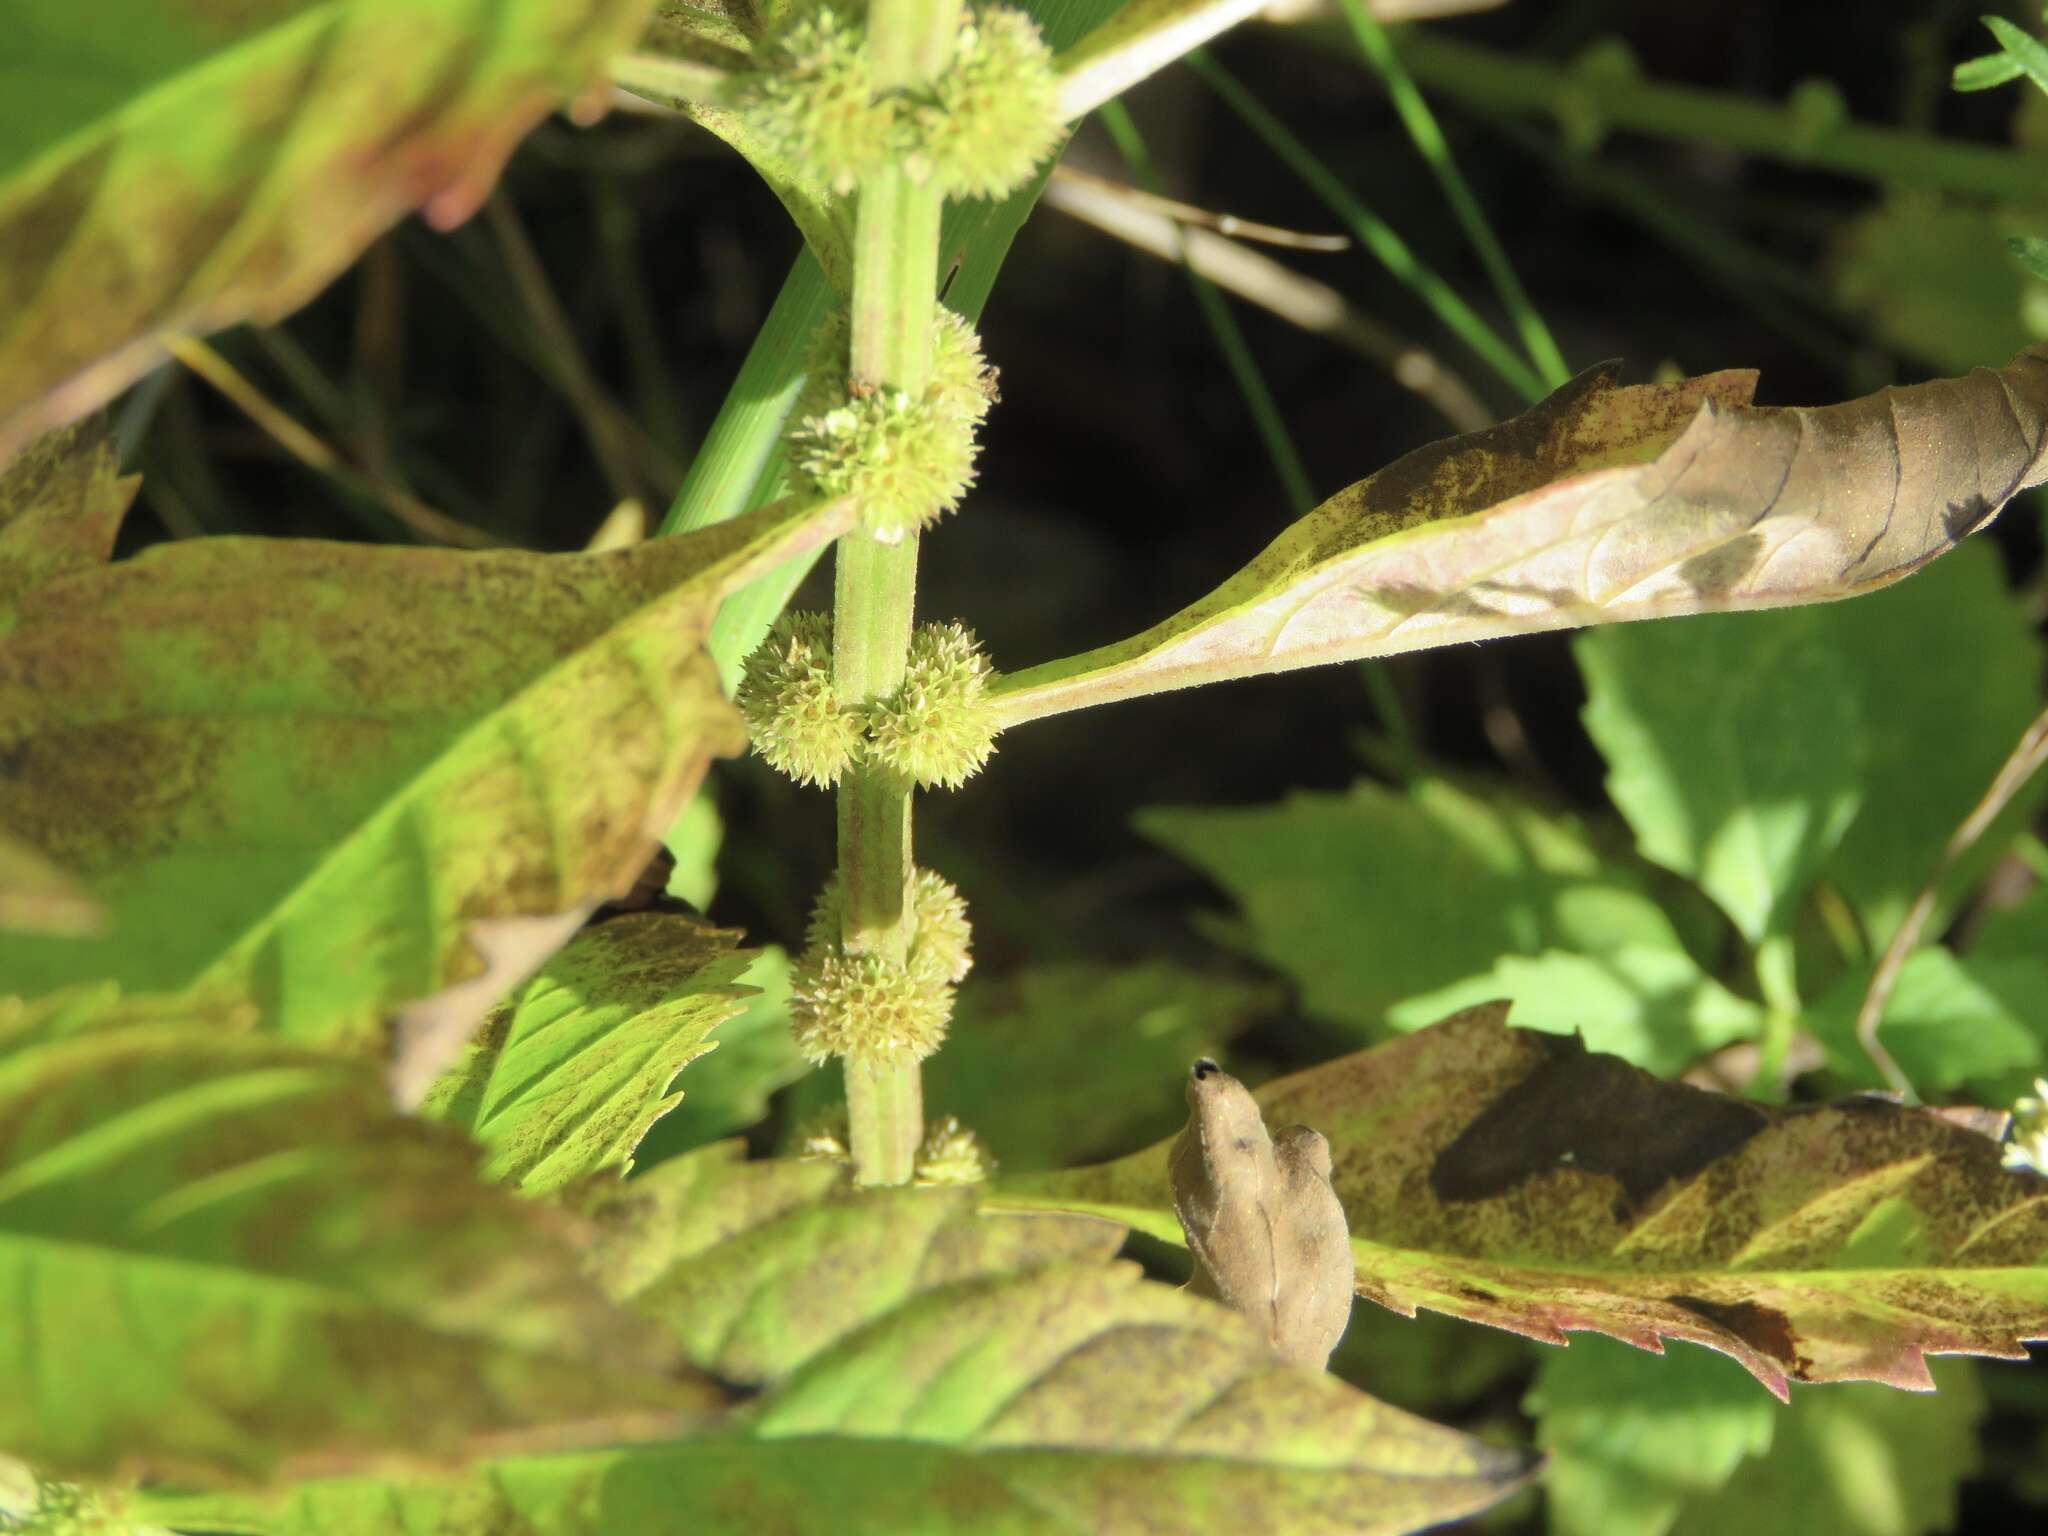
[0,1003,727,1486]
[1000,1003,2048,1396]
[0,428,853,1071]
[0,414,132,626]
[991,348,2048,725]
[149,1186,1535,1535]
[0,0,656,464]
[418,912,759,1194]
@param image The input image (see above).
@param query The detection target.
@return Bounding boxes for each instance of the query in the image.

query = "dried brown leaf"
[993,348,2048,724]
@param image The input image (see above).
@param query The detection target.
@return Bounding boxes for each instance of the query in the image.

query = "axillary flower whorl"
[734,610,865,788]
[790,867,974,1062]
[735,3,895,194]
[912,7,1063,200]
[735,3,1062,203]
[863,621,998,789]
[786,301,997,544]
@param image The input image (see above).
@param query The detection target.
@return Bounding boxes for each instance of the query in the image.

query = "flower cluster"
[736,614,999,790]
[910,7,1063,199]
[863,621,998,788]
[736,3,1062,201]
[914,1114,995,1183]
[734,610,866,787]
[789,866,974,1062]
[787,307,997,542]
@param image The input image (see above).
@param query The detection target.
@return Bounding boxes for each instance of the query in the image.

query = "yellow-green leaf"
[571,1142,1126,1382]
[149,1199,1536,1535]
[419,912,760,1194]
[0,1008,726,1485]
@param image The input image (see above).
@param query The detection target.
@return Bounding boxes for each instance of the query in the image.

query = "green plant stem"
[1188,51,1545,404]
[1367,27,2048,203]
[852,174,944,387]
[1749,932,1802,1102]
[868,0,963,86]
[831,0,961,1187]
[1333,0,1568,388]
[845,1052,924,1181]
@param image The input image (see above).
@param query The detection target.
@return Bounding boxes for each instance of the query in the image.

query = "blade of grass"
[1040,168,1489,432]
[1472,112,1858,375]
[166,336,496,548]
[1333,0,1568,387]
[1187,50,1544,403]
[1093,104,1421,774]
[485,192,679,504]
[1098,101,1317,514]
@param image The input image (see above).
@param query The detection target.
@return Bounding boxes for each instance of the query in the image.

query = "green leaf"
[0,1010,724,1484]
[2010,234,2048,284]
[1954,51,2027,91]
[990,350,2048,726]
[629,947,808,1165]
[1142,777,1666,1039]
[0,448,851,1083]
[999,1003,2048,1395]
[1331,1301,1532,1417]
[1972,880,2048,961]
[1394,943,1762,1077]
[572,1142,1125,1382]
[0,0,657,463]
[1667,1361,1983,1536]
[1984,16,2048,97]
[1577,608,1864,943]
[1529,1335,1776,1536]
[150,1263,1536,1536]
[661,789,722,909]
[1811,541,2046,948]
[418,911,758,1194]
[1806,947,2048,1094]
[1832,205,2048,374]
[923,961,1278,1171]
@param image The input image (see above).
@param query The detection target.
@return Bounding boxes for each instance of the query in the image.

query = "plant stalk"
[834,0,961,1186]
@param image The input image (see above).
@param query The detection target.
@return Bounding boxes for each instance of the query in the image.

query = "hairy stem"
[834,0,961,1186]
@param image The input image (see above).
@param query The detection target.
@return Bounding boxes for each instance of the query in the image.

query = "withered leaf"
[991,347,2048,724]
[1003,1003,2048,1396]
[1169,1058,1354,1369]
